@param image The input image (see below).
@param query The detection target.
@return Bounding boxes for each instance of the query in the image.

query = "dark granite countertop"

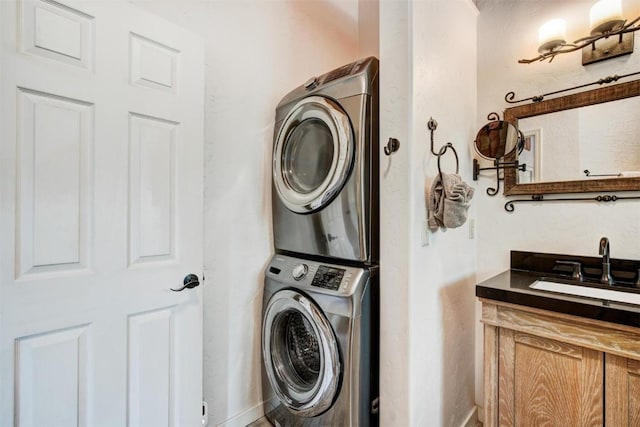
[476,251,640,329]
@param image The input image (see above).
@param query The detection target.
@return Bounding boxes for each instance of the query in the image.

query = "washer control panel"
[266,255,373,296]
[311,265,345,291]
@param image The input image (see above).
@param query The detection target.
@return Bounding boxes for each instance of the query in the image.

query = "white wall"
[379,2,412,423]
[475,0,640,419]
[132,1,358,425]
[379,0,478,425]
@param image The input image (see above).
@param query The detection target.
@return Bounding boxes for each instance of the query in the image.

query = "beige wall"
[132,1,359,425]
[475,0,640,420]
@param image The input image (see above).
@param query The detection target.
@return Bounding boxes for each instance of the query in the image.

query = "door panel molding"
[16,87,93,278]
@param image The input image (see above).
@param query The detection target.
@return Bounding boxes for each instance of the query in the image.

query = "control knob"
[304,76,319,91]
[292,264,308,281]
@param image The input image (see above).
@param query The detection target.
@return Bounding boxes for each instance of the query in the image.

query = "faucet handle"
[555,260,583,281]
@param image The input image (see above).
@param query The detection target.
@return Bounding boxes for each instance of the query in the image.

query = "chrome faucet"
[599,237,614,285]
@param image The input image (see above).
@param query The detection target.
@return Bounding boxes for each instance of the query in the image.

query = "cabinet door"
[606,355,640,425]
[498,329,604,426]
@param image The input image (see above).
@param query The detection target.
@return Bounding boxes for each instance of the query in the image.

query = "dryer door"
[273,96,354,213]
[262,289,341,417]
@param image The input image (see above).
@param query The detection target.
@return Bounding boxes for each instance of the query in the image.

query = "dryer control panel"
[311,266,345,291]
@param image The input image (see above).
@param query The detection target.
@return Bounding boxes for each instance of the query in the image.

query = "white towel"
[427,173,474,231]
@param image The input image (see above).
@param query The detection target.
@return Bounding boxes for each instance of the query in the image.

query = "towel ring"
[429,117,460,173]
[437,143,459,185]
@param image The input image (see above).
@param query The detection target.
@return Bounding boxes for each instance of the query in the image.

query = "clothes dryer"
[261,254,379,426]
[272,57,379,264]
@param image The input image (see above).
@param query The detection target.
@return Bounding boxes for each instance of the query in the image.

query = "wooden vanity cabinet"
[481,299,640,426]
[606,355,640,425]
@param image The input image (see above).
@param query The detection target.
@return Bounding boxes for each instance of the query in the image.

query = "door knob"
[171,274,200,292]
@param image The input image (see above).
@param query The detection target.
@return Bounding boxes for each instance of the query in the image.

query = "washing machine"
[261,254,379,427]
[272,57,379,264]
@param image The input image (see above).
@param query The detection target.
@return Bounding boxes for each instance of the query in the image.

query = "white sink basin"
[530,280,640,306]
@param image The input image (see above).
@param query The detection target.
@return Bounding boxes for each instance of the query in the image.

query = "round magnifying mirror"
[474,120,521,160]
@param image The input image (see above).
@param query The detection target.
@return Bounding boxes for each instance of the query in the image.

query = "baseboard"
[461,405,479,427]
[217,401,478,427]
[215,401,264,427]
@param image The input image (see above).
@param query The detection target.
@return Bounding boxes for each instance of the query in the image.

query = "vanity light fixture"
[519,0,639,65]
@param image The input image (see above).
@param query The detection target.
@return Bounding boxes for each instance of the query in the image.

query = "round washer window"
[262,289,341,417]
[274,310,321,390]
[283,118,334,195]
[273,96,353,213]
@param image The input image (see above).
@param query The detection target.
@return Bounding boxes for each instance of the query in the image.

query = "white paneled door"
[0,0,204,425]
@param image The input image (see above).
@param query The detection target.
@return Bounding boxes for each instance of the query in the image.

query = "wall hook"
[384,137,400,155]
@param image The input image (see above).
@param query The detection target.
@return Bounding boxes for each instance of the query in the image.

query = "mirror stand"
[472,113,526,196]
[473,158,526,196]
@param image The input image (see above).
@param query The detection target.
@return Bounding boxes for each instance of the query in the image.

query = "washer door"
[273,96,354,213]
[262,289,341,417]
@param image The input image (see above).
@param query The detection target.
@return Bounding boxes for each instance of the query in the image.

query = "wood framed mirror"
[503,79,640,196]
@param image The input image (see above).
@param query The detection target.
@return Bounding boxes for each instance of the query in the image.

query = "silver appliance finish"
[261,254,378,427]
[272,57,379,264]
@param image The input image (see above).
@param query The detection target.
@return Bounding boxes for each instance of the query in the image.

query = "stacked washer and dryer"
[261,57,380,426]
